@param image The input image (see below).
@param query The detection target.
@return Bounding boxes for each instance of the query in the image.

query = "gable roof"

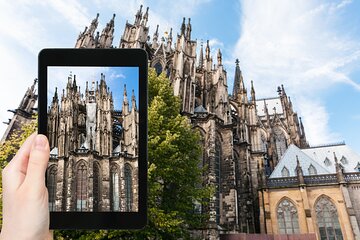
[302,144,360,174]
[270,144,331,178]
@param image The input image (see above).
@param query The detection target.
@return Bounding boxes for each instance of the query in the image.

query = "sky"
[47,66,139,110]
[0,0,359,153]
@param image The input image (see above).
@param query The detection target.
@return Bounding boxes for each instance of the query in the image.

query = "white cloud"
[233,0,360,145]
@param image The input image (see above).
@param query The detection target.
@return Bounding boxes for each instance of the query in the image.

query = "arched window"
[215,138,221,224]
[154,62,163,76]
[48,166,57,211]
[277,199,300,234]
[274,128,287,159]
[281,166,290,177]
[76,162,88,211]
[124,164,133,211]
[308,164,317,175]
[93,162,101,211]
[110,165,120,211]
[315,196,343,239]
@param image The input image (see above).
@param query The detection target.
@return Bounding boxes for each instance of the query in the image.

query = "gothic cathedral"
[74,5,308,234]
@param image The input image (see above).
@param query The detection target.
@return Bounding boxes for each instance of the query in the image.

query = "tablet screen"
[47,66,139,213]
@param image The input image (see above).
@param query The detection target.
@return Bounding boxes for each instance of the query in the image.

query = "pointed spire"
[299,117,305,136]
[31,78,37,92]
[131,89,137,111]
[135,5,143,25]
[168,28,173,40]
[251,80,256,102]
[167,28,173,49]
[232,59,245,97]
[205,40,210,60]
[152,25,159,48]
[123,84,129,114]
[296,155,304,184]
[198,41,204,68]
[185,18,192,39]
[73,75,77,90]
[334,152,345,183]
[52,87,58,103]
[88,13,99,35]
[181,17,186,36]
[142,7,149,26]
[217,49,222,66]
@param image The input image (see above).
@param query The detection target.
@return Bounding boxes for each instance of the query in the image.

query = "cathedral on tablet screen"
[3,4,360,240]
[47,73,138,213]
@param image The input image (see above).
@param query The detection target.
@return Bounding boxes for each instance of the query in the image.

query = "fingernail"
[35,135,48,150]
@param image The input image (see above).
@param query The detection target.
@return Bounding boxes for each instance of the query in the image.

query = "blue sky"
[48,67,139,110]
[0,0,359,153]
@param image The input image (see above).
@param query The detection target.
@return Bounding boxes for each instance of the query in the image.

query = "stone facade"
[47,73,138,212]
[74,5,307,236]
[0,79,37,144]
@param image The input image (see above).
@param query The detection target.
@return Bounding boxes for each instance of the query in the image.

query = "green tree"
[0,119,37,226]
[55,69,210,239]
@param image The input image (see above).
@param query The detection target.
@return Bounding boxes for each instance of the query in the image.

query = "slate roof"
[270,144,360,179]
[302,144,360,174]
[270,144,330,178]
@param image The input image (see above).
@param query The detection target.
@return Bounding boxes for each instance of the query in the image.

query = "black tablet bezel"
[38,48,147,229]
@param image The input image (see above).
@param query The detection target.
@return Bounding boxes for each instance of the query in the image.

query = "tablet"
[38,49,147,229]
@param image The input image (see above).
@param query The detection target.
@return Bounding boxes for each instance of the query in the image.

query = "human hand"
[0,133,52,240]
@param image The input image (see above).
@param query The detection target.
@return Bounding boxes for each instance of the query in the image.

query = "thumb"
[23,134,50,192]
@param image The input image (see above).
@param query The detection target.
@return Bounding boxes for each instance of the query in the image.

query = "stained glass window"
[125,164,133,211]
[93,162,101,211]
[315,196,343,240]
[277,199,300,234]
[215,138,221,224]
[76,162,87,211]
[110,164,120,211]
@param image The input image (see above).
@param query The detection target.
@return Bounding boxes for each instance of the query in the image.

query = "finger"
[23,134,50,191]
[2,133,36,190]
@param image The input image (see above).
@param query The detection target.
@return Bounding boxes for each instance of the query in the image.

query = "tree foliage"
[0,118,37,226]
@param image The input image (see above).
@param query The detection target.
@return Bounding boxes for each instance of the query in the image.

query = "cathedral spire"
[131,89,137,111]
[141,7,149,26]
[217,49,222,66]
[99,14,115,48]
[232,59,245,98]
[205,40,210,61]
[185,18,192,40]
[198,41,204,68]
[88,13,99,35]
[299,117,305,136]
[152,25,159,48]
[181,17,186,36]
[134,5,143,26]
[167,28,172,50]
[122,84,129,115]
[251,80,256,102]
[296,156,304,184]
[52,87,58,103]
